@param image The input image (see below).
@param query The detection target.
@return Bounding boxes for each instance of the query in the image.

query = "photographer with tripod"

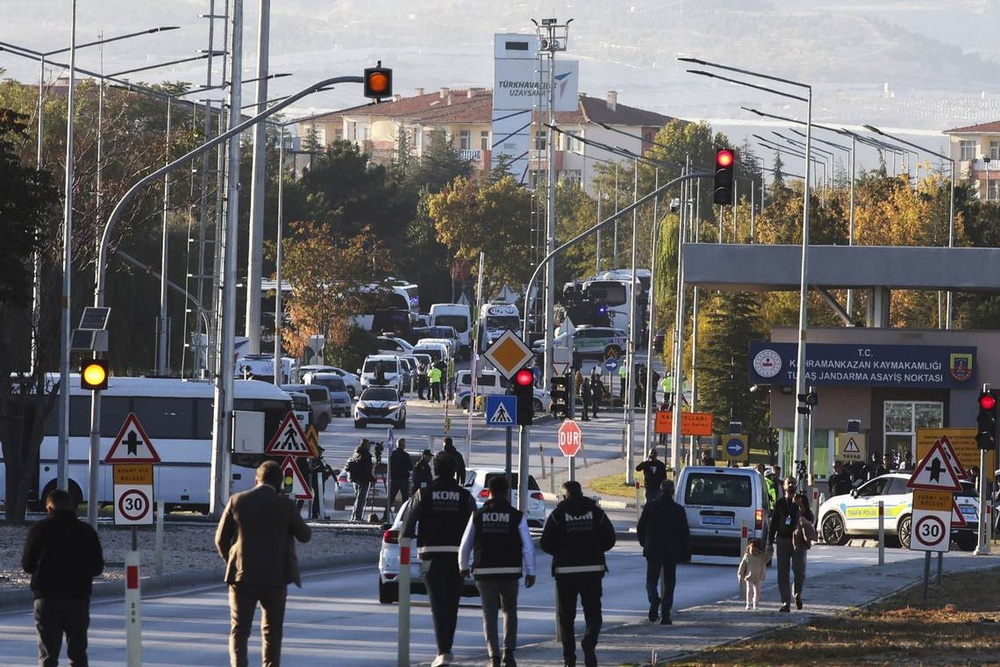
[345,439,374,523]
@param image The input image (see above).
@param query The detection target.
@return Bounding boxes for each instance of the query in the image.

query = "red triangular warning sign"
[280,455,313,500]
[266,412,314,457]
[105,413,161,463]
[951,499,968,528]
[906,439,963,492]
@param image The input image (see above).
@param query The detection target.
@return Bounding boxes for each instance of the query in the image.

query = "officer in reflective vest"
[540,481,616,667]
[403,452,476,667]
[459,475,536,667]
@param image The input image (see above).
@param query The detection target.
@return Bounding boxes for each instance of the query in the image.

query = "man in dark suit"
[636,479,690,625]
[215,460,312,667]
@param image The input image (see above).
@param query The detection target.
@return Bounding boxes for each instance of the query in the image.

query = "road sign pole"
[975,447,991,555]
[505,426,513,488]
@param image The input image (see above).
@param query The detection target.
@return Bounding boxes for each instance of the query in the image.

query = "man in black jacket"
[540,481,616,667]
[635,448,667,504]
[22,489,104,667]
[403,452,476,667]
[636,479,690,624]
[459,475,536,667]
[387,437,414,512]
[767,477,814,612]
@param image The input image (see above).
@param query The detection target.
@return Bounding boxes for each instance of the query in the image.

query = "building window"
[990,141,1000,161]
[534,130,547,151]
[959,140,976,161]
[883,400,944,465]
[459,130,471,150]
[480,131,490,150]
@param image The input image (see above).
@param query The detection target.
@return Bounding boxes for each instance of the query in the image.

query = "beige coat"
[737,551,768,584]
[215,483,312,588]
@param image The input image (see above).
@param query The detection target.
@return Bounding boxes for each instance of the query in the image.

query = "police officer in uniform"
[403,452,476,667]
[459,475,536,667]
[540,481,616,667]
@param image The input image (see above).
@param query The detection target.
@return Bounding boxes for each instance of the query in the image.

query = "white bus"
[11,376,293,512]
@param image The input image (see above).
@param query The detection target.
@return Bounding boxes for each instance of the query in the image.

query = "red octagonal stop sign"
[558,419,583,457]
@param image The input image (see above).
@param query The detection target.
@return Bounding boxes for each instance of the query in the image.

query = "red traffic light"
[514,368,534,387]
[980,392,997,411]
[716,148,734,168]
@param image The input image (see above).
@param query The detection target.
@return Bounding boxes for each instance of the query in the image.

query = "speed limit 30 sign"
[910,489,952,553]
[113,464,154,525]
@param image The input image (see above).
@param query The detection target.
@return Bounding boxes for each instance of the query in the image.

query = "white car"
[463,468,547,528]
[377,499,479,604]
[301,366,362,399]
[354,386,407,429]
[818,473,979,551]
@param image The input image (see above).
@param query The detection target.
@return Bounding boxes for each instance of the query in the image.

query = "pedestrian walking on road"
[635,449,667,505]
[768,477,814,612]
[22,488,104,667]
[215,460,312,667]
[636,479,690,624]
[442,436,467,486]
[345,439,375,522]
[428,364,443,402]
[459,475,536,667]
[388,437,414,512]
[541,481,616,667]
[403,452,477,667]
[411,448,434,496]
[737,538,767,610]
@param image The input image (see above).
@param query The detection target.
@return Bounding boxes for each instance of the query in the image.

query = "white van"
[674,466,772,558]
[429,303,472,359]
[359,354,406,393]
[453,368,551,413]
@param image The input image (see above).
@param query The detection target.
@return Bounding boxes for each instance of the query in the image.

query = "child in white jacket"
[737,538,768,610]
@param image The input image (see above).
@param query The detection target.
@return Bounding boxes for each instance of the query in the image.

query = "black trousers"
[645,556,677,615]
[554,574,603,667]
[424,556,464,654]
[34,598,90,667]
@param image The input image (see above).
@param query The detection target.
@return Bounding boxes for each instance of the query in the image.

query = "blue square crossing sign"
[486,395,517,426]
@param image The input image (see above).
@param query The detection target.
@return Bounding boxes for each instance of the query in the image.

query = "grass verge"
[669,565,1000,666]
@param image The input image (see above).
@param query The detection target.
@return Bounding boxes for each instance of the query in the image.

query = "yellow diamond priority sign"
[483,329,534,380]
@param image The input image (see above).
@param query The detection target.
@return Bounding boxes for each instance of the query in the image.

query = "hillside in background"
[2,0,999,132]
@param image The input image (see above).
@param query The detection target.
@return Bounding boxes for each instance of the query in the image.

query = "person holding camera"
[345,439,375,523]
[767,477,814,612]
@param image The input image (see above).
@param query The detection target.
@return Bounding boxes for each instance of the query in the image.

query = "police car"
[531,325,627,359]
[377,499,478,604]
[817,472,979,550]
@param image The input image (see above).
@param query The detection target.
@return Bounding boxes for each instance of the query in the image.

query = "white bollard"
[125,550,142,666]
[397,536,412,667]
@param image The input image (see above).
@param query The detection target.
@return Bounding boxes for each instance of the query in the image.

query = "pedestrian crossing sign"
[485,395,517,426]
[265,412,315,457]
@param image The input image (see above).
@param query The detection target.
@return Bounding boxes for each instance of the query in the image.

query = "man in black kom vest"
[459,475,536,667]
[403,451,476,667]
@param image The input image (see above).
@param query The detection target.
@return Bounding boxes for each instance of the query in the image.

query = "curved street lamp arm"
[96,74,364,307]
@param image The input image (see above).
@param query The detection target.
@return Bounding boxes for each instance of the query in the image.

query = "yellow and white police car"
[818,472,979,550]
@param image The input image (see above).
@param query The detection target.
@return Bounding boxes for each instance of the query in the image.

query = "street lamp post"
[90,74,364,521]
[681,57,813,475]
[864,124,956,329]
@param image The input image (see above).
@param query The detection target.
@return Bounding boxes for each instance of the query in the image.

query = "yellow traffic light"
[364,64,392,101]
[81,359,108,391]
